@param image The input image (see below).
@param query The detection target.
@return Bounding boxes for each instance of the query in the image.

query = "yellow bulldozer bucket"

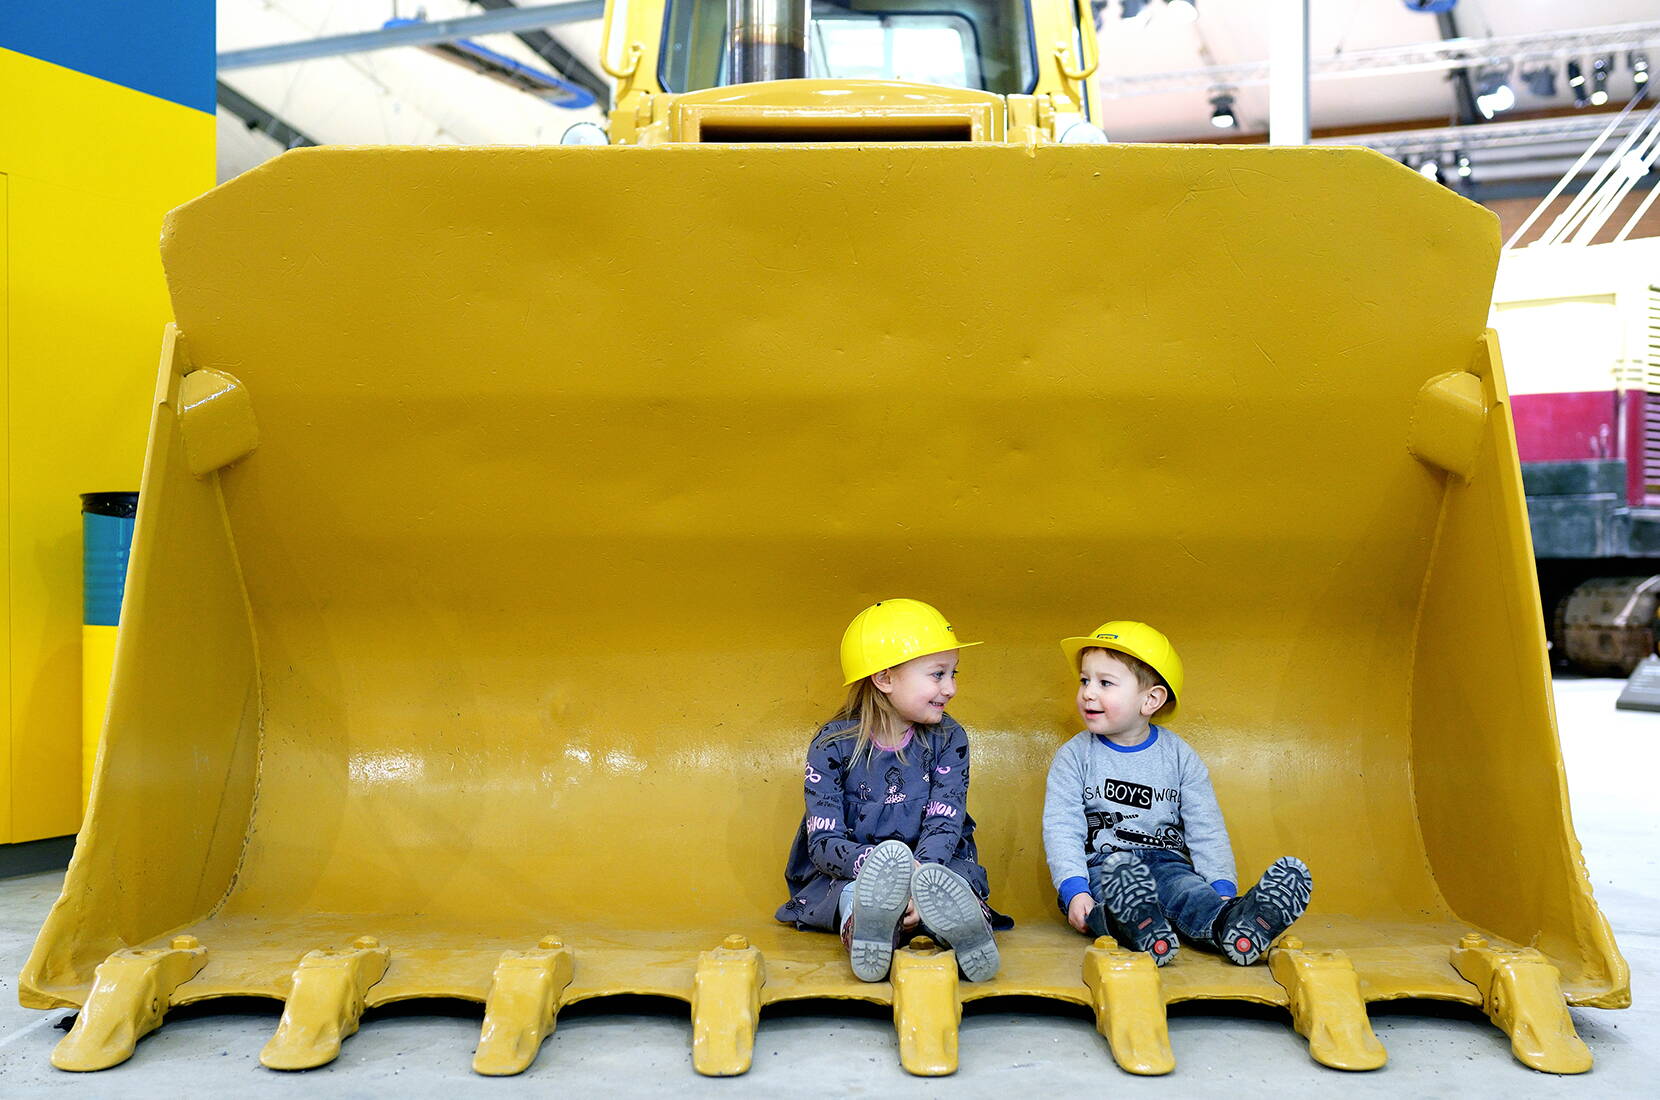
[21,142,1627,1078]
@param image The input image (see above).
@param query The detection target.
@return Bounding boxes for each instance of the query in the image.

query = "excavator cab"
[601,0,1104,144]
[22,0,1626,1081]
[658,0,1041,92]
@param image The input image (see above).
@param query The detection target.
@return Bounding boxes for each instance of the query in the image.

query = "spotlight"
[1475,67,1515,118]
[1522,66,1556,97]
[1167,0,1199,23]
[1417,158,1441,181]
[1456,152,1472,179]
[1568,60,1587,107]
[1210,89,1237,129]
[1591,56,1610,106]
[1633,52,1650,86]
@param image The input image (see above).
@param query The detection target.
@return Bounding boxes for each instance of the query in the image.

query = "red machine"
[1491,237,1660,672]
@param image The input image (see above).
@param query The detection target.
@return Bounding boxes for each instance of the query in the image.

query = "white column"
[1269,0,1310,145]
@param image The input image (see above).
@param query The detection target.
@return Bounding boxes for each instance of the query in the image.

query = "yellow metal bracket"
[50,935,208,1071]
[1267,937,1387,1071]
[177,367,259,477]
[691,933,766,1076]
[891,937,961,1076]
[606,42,644,81]
[1006,95,1041,145]
[1082,936,1175,1076]
[260,936,391,1071]
[598,0,643,82]
[1450,934,1592,1074]
[1054,0,1100,82]
[1408,370,1488,481]
[473,935,575,1076]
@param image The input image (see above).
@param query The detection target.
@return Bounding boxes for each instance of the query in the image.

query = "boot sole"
[1098,854,1178,966]
[1221,856,1312,966]
[911,864,1000,982]
[849,840,913,982]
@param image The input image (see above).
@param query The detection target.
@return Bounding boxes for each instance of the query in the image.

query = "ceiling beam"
[218,1,605,72]
[471,0,608,108]
[215,80,318,148]
[1100,19,1660,98]
[1435,8,1480,127]
[1314,110,1656,159]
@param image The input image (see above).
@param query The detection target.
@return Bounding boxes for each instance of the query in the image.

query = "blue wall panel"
[0,1,214,114]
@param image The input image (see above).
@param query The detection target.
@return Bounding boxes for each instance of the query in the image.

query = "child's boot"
[911,863,1000,981]
[844,839,914,981]
[1213,856,1312,966]
[1090,851,1178,966]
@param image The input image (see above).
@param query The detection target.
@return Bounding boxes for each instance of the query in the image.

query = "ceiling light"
[1632,52,1650,86]
[1209,90,1236,129]
[1456,152,1472,179]
[1568,60,1588,107]
[1522,67,1556,97]
[1590,56,1610,106]
[1418,158,1441,181]
[1475,68,1515,119]
[1166,0,1199,24]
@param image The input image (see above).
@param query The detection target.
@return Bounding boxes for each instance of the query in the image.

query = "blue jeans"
[1089,849,1227,942]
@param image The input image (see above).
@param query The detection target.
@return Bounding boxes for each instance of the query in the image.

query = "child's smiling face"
[1077,649,1166,741]
[873,651,960,725]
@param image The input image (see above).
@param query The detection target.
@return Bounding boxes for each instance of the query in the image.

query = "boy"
[1041,621,1312,966]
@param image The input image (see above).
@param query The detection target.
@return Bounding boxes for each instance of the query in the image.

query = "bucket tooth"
[1081,936,1174,1076]
[50,935,208,1071]
[890,937,961,1077]
[690,933,766,1076]
[472,935,575,1076]
[1267,938,1386,1071]
[260,936,390,1071]
[1450,934,1593,1074]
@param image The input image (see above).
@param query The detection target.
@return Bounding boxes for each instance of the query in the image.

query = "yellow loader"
[21,0,1628,1079]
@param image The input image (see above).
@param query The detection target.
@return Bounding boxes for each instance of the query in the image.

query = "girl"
[775,598,1010,982]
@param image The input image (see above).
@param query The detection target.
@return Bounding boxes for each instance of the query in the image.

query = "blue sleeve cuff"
[1059,876,1091,909]
[1211,879,1237,897]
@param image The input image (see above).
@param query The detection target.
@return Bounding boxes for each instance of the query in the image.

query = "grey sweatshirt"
[1042,725,1237,906]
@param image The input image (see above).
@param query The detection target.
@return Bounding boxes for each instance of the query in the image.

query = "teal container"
[81,492,139,627]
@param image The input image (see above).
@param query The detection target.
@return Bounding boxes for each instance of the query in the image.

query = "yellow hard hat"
[840,599,981,686]
[1060,620,1184,718]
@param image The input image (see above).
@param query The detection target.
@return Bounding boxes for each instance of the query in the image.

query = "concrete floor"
[1,678,1654,1097]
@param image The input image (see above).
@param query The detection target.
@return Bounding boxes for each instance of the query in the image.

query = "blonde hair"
[1080,645,1167,696]
[824,676,912,765]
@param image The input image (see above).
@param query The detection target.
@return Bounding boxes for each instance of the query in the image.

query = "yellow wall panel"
[1,171,11,838]
[0,48,214,842]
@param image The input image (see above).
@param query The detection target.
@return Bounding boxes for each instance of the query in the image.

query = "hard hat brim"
[842,640,982,686]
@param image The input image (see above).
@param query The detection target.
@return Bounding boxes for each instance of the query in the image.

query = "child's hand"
[1067,893,1096,933]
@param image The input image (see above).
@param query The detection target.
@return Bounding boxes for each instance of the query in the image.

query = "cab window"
[660,0,1038,95]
